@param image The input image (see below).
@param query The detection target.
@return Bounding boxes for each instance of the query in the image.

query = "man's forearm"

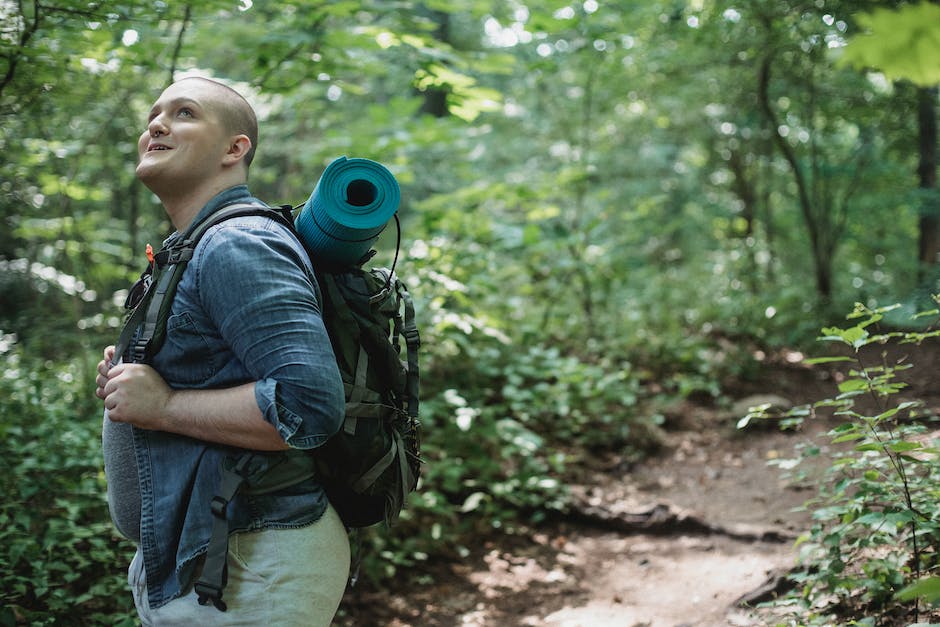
[100,361,289,451]
[163,382,289,451]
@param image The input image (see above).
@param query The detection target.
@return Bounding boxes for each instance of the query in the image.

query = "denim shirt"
[126,186,344,608]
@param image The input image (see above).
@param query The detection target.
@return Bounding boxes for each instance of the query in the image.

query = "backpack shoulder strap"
[112,202,291,365]
[398,278,421,419]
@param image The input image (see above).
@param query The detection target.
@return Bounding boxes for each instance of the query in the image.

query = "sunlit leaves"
[414,63,503,122]
[840,2,940,87]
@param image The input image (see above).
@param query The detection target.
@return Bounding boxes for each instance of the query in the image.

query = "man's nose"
[148,115,169,137]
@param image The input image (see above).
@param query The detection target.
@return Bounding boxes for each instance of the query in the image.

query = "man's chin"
[135,163,162,188]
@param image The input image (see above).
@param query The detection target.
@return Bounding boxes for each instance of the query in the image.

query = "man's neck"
[154,175,247,232]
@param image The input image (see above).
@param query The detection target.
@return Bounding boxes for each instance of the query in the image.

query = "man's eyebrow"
[148,97,202,118]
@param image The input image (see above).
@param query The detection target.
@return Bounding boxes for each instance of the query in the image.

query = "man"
[95,77,350,625]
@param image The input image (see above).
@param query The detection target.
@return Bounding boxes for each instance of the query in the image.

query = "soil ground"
[337,341,940,627]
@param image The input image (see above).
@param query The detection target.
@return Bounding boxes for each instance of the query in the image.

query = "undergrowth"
[742,299,940,626]
[0,353,136,626]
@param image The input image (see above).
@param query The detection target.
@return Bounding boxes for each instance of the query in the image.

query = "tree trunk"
[917,86,939,280]
[726,145,762,291]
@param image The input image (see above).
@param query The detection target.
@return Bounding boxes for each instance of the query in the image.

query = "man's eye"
[178,108,194,118]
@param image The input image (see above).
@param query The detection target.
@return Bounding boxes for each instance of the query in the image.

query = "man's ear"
[223,135,252,166]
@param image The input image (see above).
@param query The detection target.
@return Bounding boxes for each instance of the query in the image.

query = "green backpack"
[113,202,421,611]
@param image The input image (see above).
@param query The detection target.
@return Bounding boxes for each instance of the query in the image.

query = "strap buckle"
[154,247,194,267]
[194,581,228,612]
[210,495,229,518]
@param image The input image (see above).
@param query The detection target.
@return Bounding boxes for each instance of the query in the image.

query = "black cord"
[388,213,401,279]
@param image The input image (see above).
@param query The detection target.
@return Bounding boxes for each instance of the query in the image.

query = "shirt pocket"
[160,311,216,385]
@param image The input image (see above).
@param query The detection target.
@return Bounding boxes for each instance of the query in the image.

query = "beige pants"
[130,504,350,626]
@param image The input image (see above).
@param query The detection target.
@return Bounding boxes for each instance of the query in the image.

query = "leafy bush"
[337,247,675,588]
[743,301,940,625]
[0,349,136,625]
[351,284,661,584]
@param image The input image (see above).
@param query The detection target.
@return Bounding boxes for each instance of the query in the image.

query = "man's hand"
[100,360,174,430]
[94,345,288,450]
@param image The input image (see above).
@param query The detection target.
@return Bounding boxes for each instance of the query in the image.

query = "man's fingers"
[95,361,110,399]
[96,364,124,399]
[95,347,118,402]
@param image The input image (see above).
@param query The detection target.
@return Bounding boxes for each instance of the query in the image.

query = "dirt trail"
[535,411,823,627]
[339,414,826,626]
[340,348,932,626]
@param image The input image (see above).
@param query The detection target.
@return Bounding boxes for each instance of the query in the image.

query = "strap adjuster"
[154,247,194,267]
[195,581,228,612]
[210,495,229,518]
[403,328,421,347]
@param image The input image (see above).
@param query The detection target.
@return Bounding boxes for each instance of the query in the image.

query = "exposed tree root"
[557,497,796,544]
[733,568,800,607]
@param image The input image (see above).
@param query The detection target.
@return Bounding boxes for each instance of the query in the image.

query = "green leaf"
[803,356,854,365]
[837,378,870,394]
[819,325,868,346]
[896,576,940,602]
[839,2,940,86]
[855,512,885,526]
[887,441,922,453]
[831,432,865,444]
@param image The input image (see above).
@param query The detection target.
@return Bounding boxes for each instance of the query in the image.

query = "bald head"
[177,77,259,168]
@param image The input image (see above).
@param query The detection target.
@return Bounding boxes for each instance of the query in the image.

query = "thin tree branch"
[254,43,306,90]
[166,3,192,86]
[757,54,814,232]
[0,0,42,101]
[758,52,835,296]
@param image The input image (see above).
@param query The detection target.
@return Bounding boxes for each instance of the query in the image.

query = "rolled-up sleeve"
[194,220,345,449]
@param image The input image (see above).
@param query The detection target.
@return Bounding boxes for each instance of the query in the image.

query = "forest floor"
[337,340,940,627]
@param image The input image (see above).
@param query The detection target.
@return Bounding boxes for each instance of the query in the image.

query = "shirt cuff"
[254,378,336,449]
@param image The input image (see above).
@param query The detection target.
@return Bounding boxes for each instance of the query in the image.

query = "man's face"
[136,80,233,189]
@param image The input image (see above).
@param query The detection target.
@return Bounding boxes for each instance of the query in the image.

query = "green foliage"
[0,350,136,625]
[839,2,940,87]
[745,300,940,624]
[347,250,662,583]
[898,574,940,605]
[2,0,939,622]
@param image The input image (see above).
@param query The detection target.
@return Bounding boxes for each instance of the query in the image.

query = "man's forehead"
[153,79,223,109]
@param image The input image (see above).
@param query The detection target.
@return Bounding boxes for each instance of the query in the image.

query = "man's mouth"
[147,144,171,152]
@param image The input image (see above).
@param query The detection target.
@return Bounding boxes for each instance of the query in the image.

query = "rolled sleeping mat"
[295,156,401,267]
